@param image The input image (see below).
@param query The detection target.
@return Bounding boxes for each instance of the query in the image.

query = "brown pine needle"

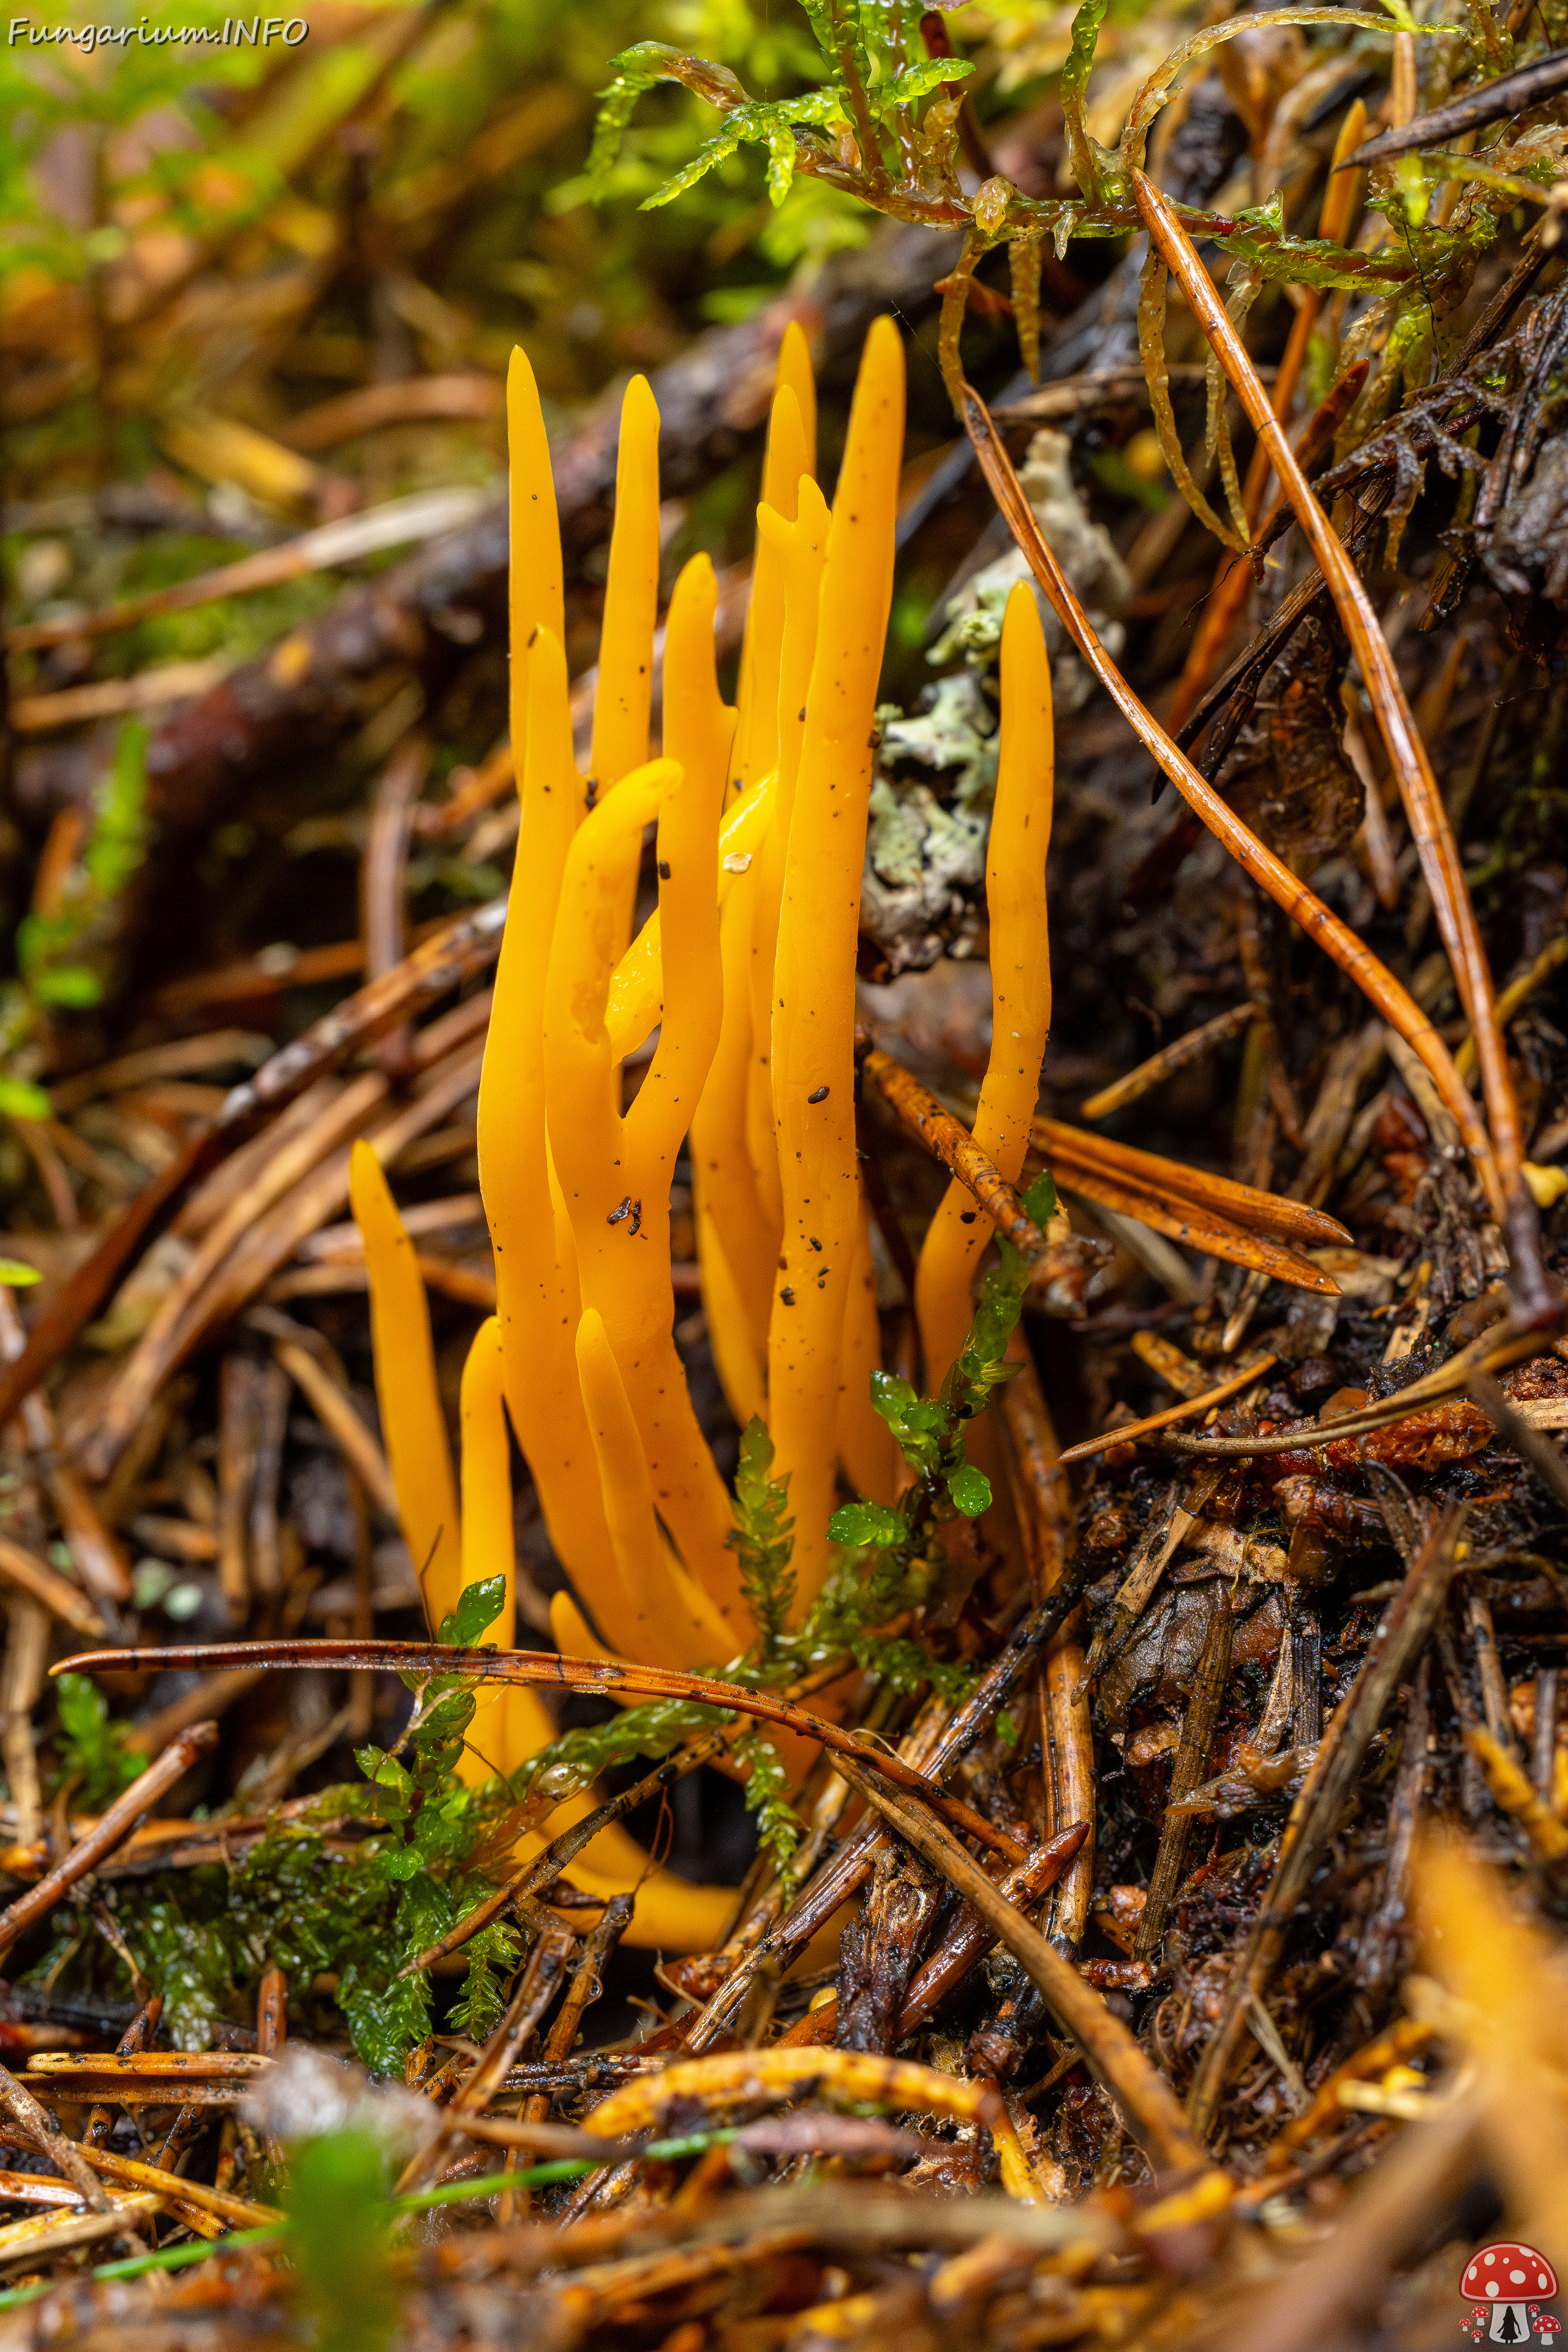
[1079,1003,1254,1120]
[1163,108,1367,737]
[859,1043,1053,1265]
[45,1644,1036,1868]
[1049,1164,1334,1292]
[1159,1325,1544,1457]
[960,378,1506,1227]
[1133,170,1553,1325]
[1455,929,1568,1082]
[1056,1354,1280,1465]
[1034,1119,1351,1246]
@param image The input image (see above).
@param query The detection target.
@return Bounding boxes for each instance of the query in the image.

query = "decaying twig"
[0,1724,219,1964]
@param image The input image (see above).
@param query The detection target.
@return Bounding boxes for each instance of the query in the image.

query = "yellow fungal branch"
[590,375,664,957]
[457,1315,547,1787]
[745,477,831,1246]
[916,580,1056,1391]
[478,619,621,1633]
[348,1141,462,1628]
[543,742,742,1627]
[505,347,564,760]
[355,317,1059,1947]
[589,374,662,796]
[733,323,818,794]
[766,316,905,1611]
[353,1165,732,1950]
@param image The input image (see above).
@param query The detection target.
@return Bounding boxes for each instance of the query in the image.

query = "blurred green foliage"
[285,2122,401,2352]
[2,0,878,466]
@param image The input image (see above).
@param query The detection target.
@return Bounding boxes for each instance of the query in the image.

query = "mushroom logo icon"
[1459,2245,1559,2341]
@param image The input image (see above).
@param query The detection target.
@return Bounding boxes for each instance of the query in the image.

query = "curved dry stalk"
[938,236,986,398]
[1166,290,1369,734]
[959,381,1506,1225]
[1343,45,1568,170]
[1133,170,1556,1328]
[47,1641,1022,1863]
[1117,9,1405,171]
[1166,103,1373,734]
[1138,244,1245,554]
[1208,262,1262,549]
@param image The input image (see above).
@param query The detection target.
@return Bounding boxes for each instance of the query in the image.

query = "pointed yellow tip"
[1001,576,1038,627]
[778,317,812,371]
[624,372,661,429]
[867,312,904,366]
[575,1304,608,1366]
[674,548,717,598]
[347,1135,379,1204]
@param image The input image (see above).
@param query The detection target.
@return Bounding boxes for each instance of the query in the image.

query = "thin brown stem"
[1134,170,1554,1325]
[0,1722,219,1964]
[1079,1003,1254,1121]
[52,1642,1023,1871]
[960,378,1505,1224]
[1055,1354,1278,1466]
[405,1725,736,1976]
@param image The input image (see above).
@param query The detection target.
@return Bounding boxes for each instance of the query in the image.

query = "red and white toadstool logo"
[1459,2244,1559,2342]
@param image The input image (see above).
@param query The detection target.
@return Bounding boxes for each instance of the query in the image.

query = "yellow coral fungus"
[352,320,1060,1953]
